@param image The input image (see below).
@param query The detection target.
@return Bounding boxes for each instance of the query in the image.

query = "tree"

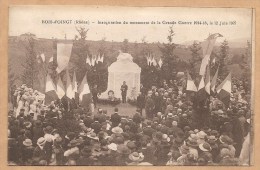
[70,27,90,83]
[21,37,39,88]
[219,39,229,78]
[159,26,178,80]
[240,41,251,93]
[8,60,18,103]
[189,41,201,78]
[121,39,129,53]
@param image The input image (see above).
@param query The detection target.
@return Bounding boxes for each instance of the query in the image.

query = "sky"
[9,6,253,44]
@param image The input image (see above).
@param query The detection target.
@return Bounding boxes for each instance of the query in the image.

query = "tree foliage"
[189,41,201,79]
[21,37,40,88]
[219,39,229,78]
[159,26,178,80]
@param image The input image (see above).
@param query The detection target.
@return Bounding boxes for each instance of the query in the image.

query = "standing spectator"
[136,92,145,116]
[121,81,128,103]
[111,108,121,128]
[145,91,155,119]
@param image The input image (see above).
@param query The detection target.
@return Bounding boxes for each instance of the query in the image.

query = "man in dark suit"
[110,108,121,128]
[91,118,102,134]
[120,81,128,103]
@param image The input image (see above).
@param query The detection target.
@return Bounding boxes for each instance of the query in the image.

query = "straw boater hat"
[199,142,212,152]
[111,127,123,134]
[188,134,199,141]
[129,152,144,162]
[23,139,33,147]
[24,122,32,129]
[108,143,117,151]
[167,113,174,118]
[87,132,99,140]
[37,137,46,146]
[197,131,207,139]
[162,134,170,143]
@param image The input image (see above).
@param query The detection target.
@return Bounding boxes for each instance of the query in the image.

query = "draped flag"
[158,58,163,68]
[211,67,219,92]
[199,33,223,75]
[186,73,197,92]
[146,54,151,66]
[216,73,231,106]
[72,71,77,94]
[78,74,92,109]
[100,54,104,63]
[205,66,210,95]
[86,55,91,66]
[96,53,101,63]
[40,53,45,62]
[45,74,58,105]
[152,57,157,66]
[212,57,216,65]
[49,56,53,63]
[56,42,73,73]
[91,55,96,66]
[197,76,207,102]
[56,75,66,99]
[66,70,74,99]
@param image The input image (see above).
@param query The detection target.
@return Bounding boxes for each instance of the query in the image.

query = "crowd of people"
[8,78,252,166]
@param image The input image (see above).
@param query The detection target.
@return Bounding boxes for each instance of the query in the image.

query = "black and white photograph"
[7,6,254,166]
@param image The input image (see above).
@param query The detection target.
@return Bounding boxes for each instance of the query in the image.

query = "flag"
[66,70,74,99]
[199,33,223,75]
[186,73,197,92]
[49,56,53,63]
[72,71,77,94]
[152,57,157,66]
[146,54,150,65]
[196,76,208,102]
[91,55,96,66]
[211,67,219,92]
[158,58,163,68]
[78,74,92,109]
[86,55,91,66]
[40,53,45,62]
[96,53,101,63]
[205,66,210,95]
[100,54,104,63]
[212,57,216,65]
[45,74,58,105]
[56,75,66,99]
[56,42,73,73]
[216,73,231,105]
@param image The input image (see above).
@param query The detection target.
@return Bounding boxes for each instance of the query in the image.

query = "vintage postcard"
[7,6,254,166]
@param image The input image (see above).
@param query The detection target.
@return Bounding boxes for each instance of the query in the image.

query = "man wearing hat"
[53,137,64,165]
[43,126,55,164]
[133,110,142,125]
[77,147,95,165]
[33,137,47,165]
[143,121,155,138]
[127,152,144,165]
[145,91,155,119]
[64,139,80,160]
[21,139,34,165]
